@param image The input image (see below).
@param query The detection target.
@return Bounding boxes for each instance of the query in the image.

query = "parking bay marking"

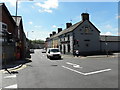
[62,66,111,76]
[4,84,17,89]
[66,62,82,68]
[4,75,17,79]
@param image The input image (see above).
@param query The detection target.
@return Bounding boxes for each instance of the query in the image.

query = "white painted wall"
[73,20,100,52]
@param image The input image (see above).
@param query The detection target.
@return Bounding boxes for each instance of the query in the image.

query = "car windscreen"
[50,49,59,52]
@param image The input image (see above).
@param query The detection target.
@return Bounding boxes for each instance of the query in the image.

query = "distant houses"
[45,13,120,55]
[0,3,29,63]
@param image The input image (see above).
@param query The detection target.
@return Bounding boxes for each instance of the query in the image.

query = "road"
[1,49,118,89]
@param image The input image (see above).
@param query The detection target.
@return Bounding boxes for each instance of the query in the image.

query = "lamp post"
[27,31,34,39]
[15,0,34,60]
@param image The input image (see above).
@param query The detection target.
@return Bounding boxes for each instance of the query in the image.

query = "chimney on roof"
[58,28,62,33]
[52,31,56,35]
[81,13,89,21]
[50,34,52,37]
[46,37,49,41]
[66,23,72,28]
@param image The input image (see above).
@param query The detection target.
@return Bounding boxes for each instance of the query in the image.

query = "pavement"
[0,59,32,73]
[62,52,119,58]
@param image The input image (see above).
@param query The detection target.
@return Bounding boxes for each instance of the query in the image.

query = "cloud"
[104,24,118,31]
[116,15,120,19]
[39,9,52,13]
[35,0,58,13]
[101,32,113,36]
[28,21,33,25]
[52,25,57,28]
[25,29,52,41]
[34,25,42,28]
[0,0,20,7]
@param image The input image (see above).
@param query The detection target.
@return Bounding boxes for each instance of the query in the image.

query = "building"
[12,16,27,59]
[0,3,28,64]
[0,3,16,63]
[46,13,120,55]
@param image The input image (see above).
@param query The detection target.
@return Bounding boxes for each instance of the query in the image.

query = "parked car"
[42,49,46,53]
[30,49,34,53]
[46,48,61,59]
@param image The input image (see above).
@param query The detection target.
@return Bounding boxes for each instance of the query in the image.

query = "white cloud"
[0,0,21,7]
[35,0,58,13]
[101,32,113,36]
[28,21,33,25]
[52,25,57,28]
[34,25,42,28]
[118,16,120,19]
[39,9,52,13]
[25,30,51,41]
[115,15,120,19]
[104,24,118,31]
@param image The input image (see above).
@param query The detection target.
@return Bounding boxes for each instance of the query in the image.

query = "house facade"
[0,3,28,64]
[0,3,16,63]
[46,13,120,55]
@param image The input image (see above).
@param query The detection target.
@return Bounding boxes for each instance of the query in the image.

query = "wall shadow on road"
[1,59,32,70]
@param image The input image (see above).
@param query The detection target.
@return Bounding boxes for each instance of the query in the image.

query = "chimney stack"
[66,23,72,28]
[50,34,52,37]
[58,28,62,33]
[81,13,89,21]
[52,31,56,35]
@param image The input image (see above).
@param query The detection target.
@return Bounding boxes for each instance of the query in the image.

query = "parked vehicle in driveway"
[46,48,61,59]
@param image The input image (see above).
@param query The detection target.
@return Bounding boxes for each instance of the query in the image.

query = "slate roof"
[48,19,101,40]
[49,21,83,39]
[100,35,120,41]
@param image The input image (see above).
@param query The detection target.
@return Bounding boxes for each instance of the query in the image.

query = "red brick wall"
[2,6,16,35]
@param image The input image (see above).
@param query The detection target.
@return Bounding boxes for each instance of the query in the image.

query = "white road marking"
[4,84,17,89]
[84,69,112,76]
[62,66,85,75]
[62,66,111,76]
[66,62,82,68]
[4,75,17,79]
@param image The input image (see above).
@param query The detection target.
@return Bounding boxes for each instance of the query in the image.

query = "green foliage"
[29,39,45,44]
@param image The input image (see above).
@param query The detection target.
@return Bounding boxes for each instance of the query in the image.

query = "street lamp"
[27,31,34,38]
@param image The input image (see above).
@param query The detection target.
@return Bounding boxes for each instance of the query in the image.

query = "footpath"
[0,59,31,73]
[62,53,119,58]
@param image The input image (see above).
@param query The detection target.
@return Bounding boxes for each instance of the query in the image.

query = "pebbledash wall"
[46,13,120,55]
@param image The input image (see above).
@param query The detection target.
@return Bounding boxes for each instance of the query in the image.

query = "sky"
[0,0,119,41]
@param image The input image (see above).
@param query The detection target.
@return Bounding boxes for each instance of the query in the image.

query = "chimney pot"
[81,13,89,21]
[58,28,62,33]
[66,23,72,28]
[50,34,52,37]
[52,31,56,35]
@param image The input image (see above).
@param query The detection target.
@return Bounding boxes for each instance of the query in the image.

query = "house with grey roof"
[46,13,120,55]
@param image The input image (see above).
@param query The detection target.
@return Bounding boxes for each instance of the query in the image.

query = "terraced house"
[46,13,120,55]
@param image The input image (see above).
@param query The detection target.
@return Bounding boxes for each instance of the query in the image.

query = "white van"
[46,48,61,59]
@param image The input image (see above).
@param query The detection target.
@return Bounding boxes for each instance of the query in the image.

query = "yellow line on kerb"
[0,64,27,73]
